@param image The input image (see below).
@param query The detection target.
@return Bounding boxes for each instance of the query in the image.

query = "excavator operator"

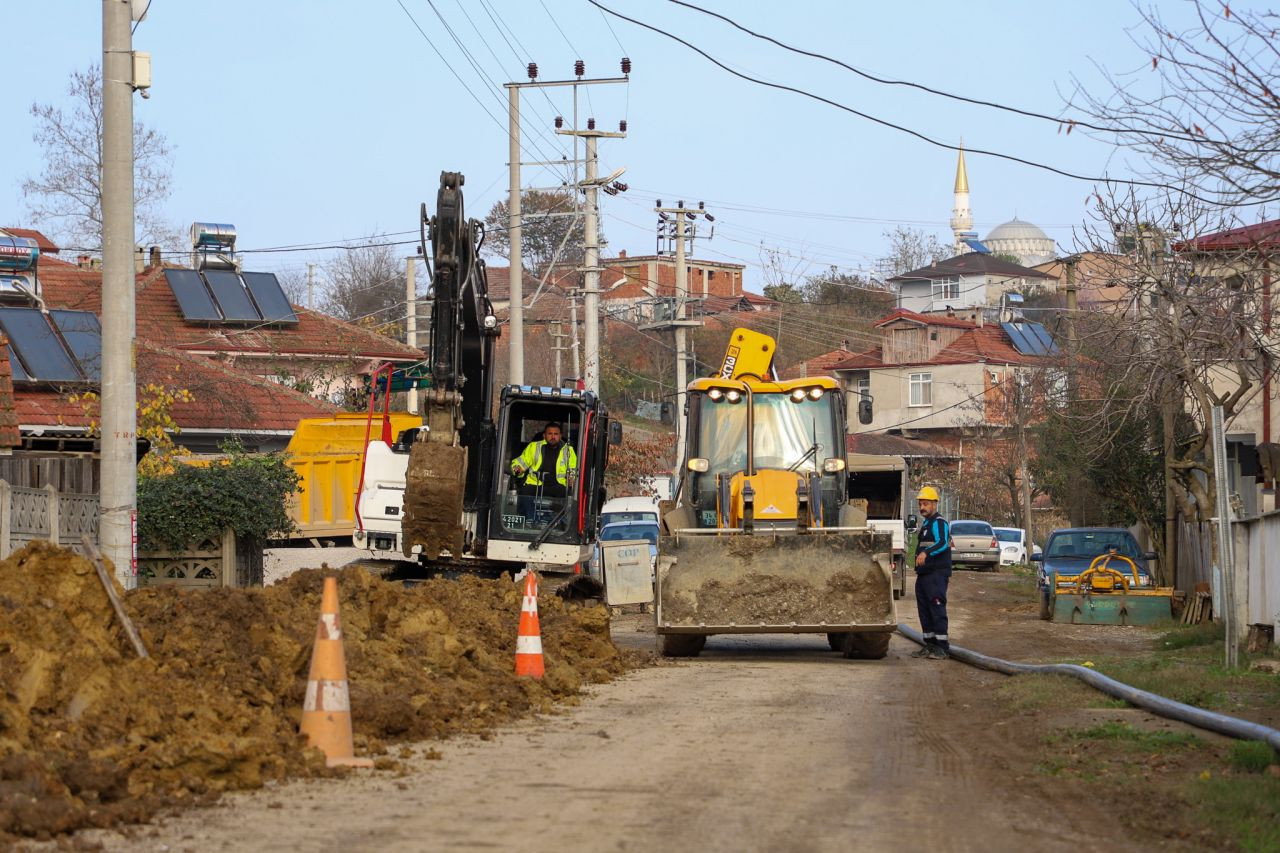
[511,422,577,499]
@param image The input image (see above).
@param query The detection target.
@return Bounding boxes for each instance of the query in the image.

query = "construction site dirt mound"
[0,541,631,841]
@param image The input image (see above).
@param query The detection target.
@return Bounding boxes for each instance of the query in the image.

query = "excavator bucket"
[401,441,467,559]
[656,529,895,633]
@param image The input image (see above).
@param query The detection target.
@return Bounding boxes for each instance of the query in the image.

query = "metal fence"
[0,481,99,557]
[1234,511,1280,632]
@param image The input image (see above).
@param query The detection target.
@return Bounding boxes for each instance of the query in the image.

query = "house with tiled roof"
[890,252,1055,315]
[801,309,1065,460]
[0,227,422,489]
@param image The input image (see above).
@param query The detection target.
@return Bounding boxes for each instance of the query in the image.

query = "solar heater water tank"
[190,222,236,251]
[0,236,39,271]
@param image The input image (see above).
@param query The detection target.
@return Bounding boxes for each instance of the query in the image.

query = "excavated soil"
[0,541,630,842]
[662,570,891,625]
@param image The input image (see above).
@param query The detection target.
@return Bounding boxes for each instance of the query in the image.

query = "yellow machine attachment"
[655,329,896,659]
[1049,553,1175,625]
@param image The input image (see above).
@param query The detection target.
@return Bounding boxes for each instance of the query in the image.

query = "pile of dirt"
[0,541,630,841]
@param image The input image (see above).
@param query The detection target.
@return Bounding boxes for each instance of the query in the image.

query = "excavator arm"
[402,172,501,559]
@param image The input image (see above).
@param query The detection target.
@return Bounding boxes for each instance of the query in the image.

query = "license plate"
[959,552,986,559]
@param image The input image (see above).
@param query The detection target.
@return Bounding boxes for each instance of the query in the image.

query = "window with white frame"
[848,370,870,400]
[931,277,959,301]
[908,371,933,407]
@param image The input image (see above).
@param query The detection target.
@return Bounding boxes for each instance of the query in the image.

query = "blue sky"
[5,1,1211,292]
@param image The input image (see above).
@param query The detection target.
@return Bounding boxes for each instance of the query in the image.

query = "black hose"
[897,624,1280,753]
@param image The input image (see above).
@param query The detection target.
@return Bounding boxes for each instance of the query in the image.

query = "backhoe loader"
[655,328,896,658]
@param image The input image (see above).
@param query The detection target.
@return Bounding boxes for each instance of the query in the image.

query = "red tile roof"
[831,326,1043,370]
[846,432,954,458]
[0,339,20,447]
[37,256,423,361]
[874,308,976,330]
[778,348,861,380]
[1174,219,1280,252]
[1,228,60,254]
[14,342,337,433]
[889,253,1055,281]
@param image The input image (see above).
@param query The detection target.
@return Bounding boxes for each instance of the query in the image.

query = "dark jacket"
[916,513,952,574]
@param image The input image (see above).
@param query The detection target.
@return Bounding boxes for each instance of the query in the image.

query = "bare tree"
[483,189,587,272]
[321,241,406,338]
[22,65,177,251]
[879,226,949,275]
[1073,187,1274,540]
[1065,1,1280,207]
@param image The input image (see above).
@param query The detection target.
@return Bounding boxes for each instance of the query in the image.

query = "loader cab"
[488,386,612,559]
[682,376,848,529]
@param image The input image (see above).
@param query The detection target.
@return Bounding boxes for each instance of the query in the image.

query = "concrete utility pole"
[569,292,581,381]
[307,263,316,309]
[550,321,569,386]
[650,201,714,474]
[506,60,629,389]
[406,256,418,414]
[101,0,139,586]
[507,85,524,386]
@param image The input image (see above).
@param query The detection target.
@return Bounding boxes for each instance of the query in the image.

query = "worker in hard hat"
[911,486,953,660]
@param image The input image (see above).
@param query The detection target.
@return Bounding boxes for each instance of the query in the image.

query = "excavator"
[655,328,896,658]
[368,171,618,577]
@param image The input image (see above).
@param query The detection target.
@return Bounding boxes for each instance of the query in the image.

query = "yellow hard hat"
[916,486,940,501]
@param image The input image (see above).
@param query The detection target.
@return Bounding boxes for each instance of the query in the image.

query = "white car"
[994,527,1041,566]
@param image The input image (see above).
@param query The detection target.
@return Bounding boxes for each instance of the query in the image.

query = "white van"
[599,495,660,528]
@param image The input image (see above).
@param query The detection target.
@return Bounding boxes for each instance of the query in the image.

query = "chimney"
[77,254,91,269]
[149,245,162,268]
[841,337,850,351]
[89,257,102,270]
[946,305,955,318]
[618,249,627,258]
[134,247,145,274]
[974,310,984,328]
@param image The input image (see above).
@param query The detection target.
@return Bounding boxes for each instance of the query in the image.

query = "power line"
[666,0,1214,147]
[587,0,1263,207]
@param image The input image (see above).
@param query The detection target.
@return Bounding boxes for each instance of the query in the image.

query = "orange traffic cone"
[515,571,545,678]
[299,576,372,768]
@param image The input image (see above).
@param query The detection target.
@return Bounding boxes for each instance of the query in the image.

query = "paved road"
[92,612,1146,853]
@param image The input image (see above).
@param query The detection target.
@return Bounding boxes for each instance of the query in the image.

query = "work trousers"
[915,570,950,650]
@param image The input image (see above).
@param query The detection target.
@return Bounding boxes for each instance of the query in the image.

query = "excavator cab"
[483,385,613,569]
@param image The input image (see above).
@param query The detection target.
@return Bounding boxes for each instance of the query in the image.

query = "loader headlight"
[790,388,807,402]
[725,389,742,403]
[822,457,845,473]
[687,457,710,472]
[708,388,724,401]
[808,387,824,400]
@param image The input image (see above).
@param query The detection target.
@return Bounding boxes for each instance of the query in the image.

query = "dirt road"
[77,571,1182,853]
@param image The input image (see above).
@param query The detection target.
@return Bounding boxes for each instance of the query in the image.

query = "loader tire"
[659,633,706,658]
[842,631,890,660]
[827,632,848,651]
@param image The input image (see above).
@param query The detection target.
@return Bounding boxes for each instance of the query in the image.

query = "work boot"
[924,645,949,660]
[910,644,934,658]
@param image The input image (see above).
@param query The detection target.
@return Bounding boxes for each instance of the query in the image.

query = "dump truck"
[655,328,896,658]
[282,412,422,542]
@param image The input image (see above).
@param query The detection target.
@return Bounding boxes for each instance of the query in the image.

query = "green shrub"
[137,444,300,552]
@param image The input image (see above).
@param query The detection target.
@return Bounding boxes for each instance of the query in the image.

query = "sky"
[3,0,1219,296]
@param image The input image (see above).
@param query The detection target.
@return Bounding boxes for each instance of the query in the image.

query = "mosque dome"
[983,217,1055,267]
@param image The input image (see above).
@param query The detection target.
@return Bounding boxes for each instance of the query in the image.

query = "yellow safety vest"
[512,440,577,487]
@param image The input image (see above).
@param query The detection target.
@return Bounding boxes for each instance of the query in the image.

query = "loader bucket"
[1050,591,1173,626]
[656,528,895,633]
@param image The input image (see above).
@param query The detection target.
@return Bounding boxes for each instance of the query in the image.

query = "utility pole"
[550,320,569,386]
[648,200,714,474]
[506,59,630,390]
[307,263,316,309]
[406,256,418,414]
[101,0,139,587]
[569,291,581,382]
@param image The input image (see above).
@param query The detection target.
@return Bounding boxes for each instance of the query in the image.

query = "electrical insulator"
[698,201,705,210]
[587,118,596,130]
[527,62,538,80]
[574,60,585,76]
[554,116,564,129]
[656,199,662,208]
[619,120,627,132]
[621,57,631,74]
[614,182,628,193]
[677,200,684,208]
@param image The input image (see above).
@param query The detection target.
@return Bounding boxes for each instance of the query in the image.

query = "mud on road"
[67,569,1232,853]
